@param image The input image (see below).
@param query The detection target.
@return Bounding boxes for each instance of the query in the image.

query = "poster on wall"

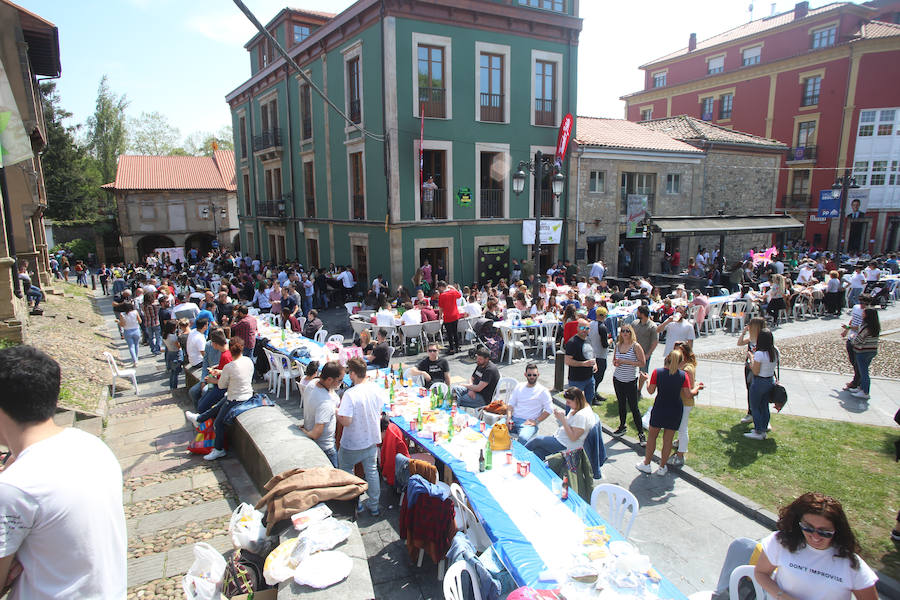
[477,245,510,285]
[522,220,563,244]
[845,189,870,218]
[155,247,185,263]
[626,194,648,238]
[817,190,840,218]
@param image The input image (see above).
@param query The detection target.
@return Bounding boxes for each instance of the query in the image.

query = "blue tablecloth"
[390,413,687,598]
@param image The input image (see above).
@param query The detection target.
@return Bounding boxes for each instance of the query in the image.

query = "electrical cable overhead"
[230,0,385,143]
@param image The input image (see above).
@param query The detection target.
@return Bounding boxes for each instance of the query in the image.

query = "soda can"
[418,387,425,397]
[432,430,438,443]
[479,420,486,433]
[506,451,513,465]
[410,418,417,433]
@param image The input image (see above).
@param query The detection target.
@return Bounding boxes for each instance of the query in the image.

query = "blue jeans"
[854,351,876,394]
[848,288,862,310]
[148,325,162,354]
[452,385,487,408]
[26,285,43,308]
[196,398,236,451]
[338,445,379,511]
[302,295,313,315]
[197,385,226,413]
[748,375,774,434]
[508,416,539,445]
[567,377,595,405]
[123,328,141,365]
[165,349,182,389]
[525,435,566,461]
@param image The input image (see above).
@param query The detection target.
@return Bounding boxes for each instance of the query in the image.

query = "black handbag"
[767,349,787,412]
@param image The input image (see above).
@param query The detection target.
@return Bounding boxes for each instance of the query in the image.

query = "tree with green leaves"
[181,125,234,156]
[129,111,180,155]
[39,81,105,221]
[85,75,128,185]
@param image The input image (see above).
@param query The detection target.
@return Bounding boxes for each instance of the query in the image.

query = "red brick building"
[622,1,900,253]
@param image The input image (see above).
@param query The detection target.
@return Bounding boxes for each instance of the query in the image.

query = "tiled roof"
[285,7,337,19]
[104,151,237,191]
[638,116,787,148]
[574,117,703,153]
[859,19,900,38]
[642,2,851,66]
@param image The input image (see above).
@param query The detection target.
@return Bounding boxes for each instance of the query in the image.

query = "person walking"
[117,301,143,367]
[841,294,871,392]
[587,307,610,402]
[849,307,880,401]
[337,358,387,516]
[745,329,777,440]
[564,318,597,405]
[736,317,766,425]
[636,349,699,476]
[668,342,703,467]
[436,281,462,354]
[632,305,658,393]
[611,324,647,446]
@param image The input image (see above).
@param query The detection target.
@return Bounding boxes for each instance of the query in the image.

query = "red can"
[506,451,513,465]
[410,418,418,433]
[479,420,486,433]
[418,387,425,398]
[516,460,530,477]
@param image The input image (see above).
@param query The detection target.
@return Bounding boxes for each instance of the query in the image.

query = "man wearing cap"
[451,347,500,408]
[565,318,596,405]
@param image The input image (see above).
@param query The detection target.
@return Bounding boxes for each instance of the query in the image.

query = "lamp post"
[512,150,565,301]
[832,168,860,258]
[201,203,228,250]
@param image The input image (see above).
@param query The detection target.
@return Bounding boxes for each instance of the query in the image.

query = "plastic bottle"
[485,438,492,470]
[478,449,486,472]
[447,414,454,441]
[281,327,286,342]
[417,405,422,426]
[561,475,569,499]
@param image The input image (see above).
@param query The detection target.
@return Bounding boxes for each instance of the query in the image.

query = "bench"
[232,405,375,599]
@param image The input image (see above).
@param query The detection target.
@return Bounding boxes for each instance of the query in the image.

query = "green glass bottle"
[447,413,454,441]
[484,438,492,470]
[417,405,422,426]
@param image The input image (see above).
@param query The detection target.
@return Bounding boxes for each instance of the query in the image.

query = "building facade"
[621,0,900,254]
[569,116,787,276]
[103,151,238,264]
[0,0,58,341]
[226,0,580,289]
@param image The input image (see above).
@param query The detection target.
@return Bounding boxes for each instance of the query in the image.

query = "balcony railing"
[252,128,281,153]
[256,195,291,218]
[539,189,555,217]
[305,195,316,218]
[421,188,447,219]
[349,100,361,124]
[782,194,811,209]
[480,189,504,218]
[535,98,556,126]
[352,194,365,220]
[480,93,504,122]
[786,145,817,162]
[419,87,446,118]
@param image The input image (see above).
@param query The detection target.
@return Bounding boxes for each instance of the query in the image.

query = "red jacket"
[379,423,409,486]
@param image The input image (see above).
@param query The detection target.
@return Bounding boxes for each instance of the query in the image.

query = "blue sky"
[17,0,848,144]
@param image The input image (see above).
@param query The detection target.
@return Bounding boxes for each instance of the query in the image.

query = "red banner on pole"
[419,102,425,193]
[554,113,573,169]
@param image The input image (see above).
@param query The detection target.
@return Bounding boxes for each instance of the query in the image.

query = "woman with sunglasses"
[525,387,595,461]
[755,492,877,600]
[611,324,647,446]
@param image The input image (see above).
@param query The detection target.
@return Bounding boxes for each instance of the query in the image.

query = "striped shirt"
[613,344,638,382]
[142,302,160,327]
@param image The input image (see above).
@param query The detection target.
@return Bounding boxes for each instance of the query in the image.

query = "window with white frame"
[666,173,681,194]
[700,97,714,120]
[811,25,836,49]
[342,40,364,128]
[640,108,653,121]
[801,76,821,106]
[719,93,733,119]
[854,161,868,186]
[476,42,510,124]
[413,33,452,120]
[589,171,605,193]
[300,83,313,140]
[531,50,562,127]
[742,45,761,66]
[707,55,724,75]
[881,109,896,121]
[871,161,888,186]
[890,161,899,186]
[518,0,564,12]
[653,72,666,88]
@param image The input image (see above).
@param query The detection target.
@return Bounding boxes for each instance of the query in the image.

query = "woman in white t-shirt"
[117,302,143,367]
[755,492,877,600]
[745,329,777,440]
[525,387,595,460]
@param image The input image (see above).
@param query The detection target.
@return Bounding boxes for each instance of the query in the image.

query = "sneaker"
[635,461,652,474]
[612,426,627,436]
[667,454,684,467]
[851,390,870,400]
[743,431,767,440]
[739,414,754,424]
[638,433,647,447]
[847,387,860,393]
[368,505,381,517]
[185,411,200,427]
[204,448,226,461]
[654,465,668,476]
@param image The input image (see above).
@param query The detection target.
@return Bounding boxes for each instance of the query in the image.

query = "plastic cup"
[552,479,562,496]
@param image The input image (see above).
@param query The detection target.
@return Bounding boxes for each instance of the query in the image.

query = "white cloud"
[185,12,257,45]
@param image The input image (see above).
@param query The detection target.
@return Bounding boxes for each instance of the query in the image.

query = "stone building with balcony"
[568,116,791,277]
[0,0,58,341]
[226,0,580,287]
[621,0,900,253]
[103,151,238,264]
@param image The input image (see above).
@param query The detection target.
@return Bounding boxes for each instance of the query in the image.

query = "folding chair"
[102,351,138,398]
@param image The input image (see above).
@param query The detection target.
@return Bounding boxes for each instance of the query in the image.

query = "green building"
[226,0,580,290]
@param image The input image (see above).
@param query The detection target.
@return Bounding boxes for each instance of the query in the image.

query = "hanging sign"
[817,190,840,218]
[522,219,563,244]
[554,113,574,169]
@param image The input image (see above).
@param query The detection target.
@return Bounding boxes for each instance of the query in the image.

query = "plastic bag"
[291,503,332,531]
[641,407,652,431]
[304,517,352,553]
[229,502,269,554]
[181,542,226,600]
[293,551,352,589]
[263,537,299,586]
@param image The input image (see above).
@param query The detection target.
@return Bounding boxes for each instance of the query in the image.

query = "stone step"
[127,498,234,538]
[127,534,232,589]
[126,468,226,505]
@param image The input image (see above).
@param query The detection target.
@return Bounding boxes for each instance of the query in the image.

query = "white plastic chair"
[421,320,444,346]
[260,312,278,326]
[403,367,424,388]
[327,334,345,346]
[263,349,280,393]
[344,301,359,315]
[399,323,423,354]
[505,308,522,321]
[314,329,328,344]
[499,326,526,363]
[706,302,723,332]
[449,483,491,552]
[429,381,449,396]
[590,483,639,539]
[443,558,482,600]
[536,321,558,359]
[102,351,138,397]
[728,565,765,600]
[272,352,302,400]
[492,377,517,404]
[722,300,748,333]
[350,319,372,337]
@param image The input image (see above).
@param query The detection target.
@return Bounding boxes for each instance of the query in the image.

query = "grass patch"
[593,399,900,579]
[0,338,19,349]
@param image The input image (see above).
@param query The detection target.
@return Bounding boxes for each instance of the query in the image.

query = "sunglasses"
[525,373,539,377]
[798,522,835,539]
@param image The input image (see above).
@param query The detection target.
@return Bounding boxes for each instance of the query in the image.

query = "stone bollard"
[553,349,565,391]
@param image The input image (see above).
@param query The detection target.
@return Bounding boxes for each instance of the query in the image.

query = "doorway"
[847,221,867,253]
[352,244,368,291]
[418,247,448,282]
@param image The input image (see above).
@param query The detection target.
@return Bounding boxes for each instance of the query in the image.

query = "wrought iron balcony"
[480,93,504,122]
[252,128,282,153]
[348,100,361,124]
[421,188,447,219]
[480,189,503,218]
[256,193,292,218]
[782,194,811,209]
[535,98,556,126]
[786,145,817,162]
[419,87,446,118]
[539,189,555,217]
[352,194,365,220]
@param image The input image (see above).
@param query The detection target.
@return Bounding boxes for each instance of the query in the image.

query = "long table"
[389,407,687,599]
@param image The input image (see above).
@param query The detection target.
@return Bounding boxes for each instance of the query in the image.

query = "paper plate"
[608,540,636,557]
[293,551,352,589]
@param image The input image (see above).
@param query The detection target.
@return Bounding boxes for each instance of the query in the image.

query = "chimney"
[688,32,697,52]
[794,1,809,20]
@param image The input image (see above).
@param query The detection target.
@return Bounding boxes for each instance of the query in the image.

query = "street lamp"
[832,169,860,258]
[201,204,229,250]
[512,150,565,301]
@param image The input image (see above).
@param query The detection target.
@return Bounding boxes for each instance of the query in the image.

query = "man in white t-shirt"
[0,346,126,599]
[399,304,422,326]
[301,361,344,466]
[505,363,552,444]
[590,260,605,280]
[863,261,881,282]
[847,265,866,308]
[186,318,208,368]
[337,358,387,516]
[796,262,815,285]
[463,296,483,318]
[657,306,696,357]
